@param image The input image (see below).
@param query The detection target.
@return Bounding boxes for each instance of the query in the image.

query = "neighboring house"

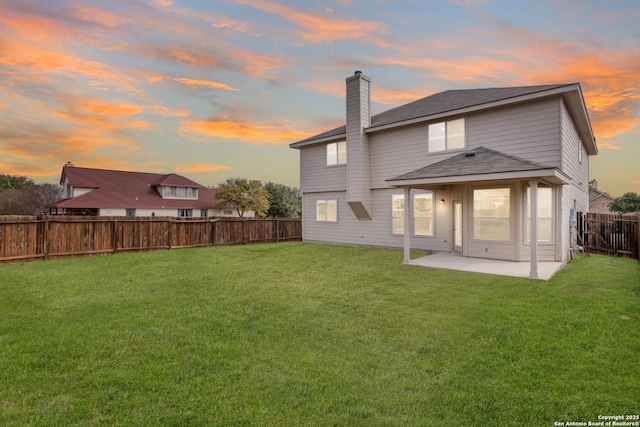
[589,179,614,214]
[290,71,597,277]
[47,163,242,217]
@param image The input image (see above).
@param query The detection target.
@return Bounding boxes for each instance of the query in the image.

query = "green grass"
[1,243,639,426]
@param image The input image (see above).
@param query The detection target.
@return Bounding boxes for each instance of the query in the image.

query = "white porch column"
[529,179,539,278]
[403,187,411,263]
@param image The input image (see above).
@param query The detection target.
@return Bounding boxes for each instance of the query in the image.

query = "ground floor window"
[316,200,337,222]
[201,209,208,217]
[392,194,404,234]
[525,186,553,243]
[473,188,511,241]
[178,209,193,217]
[392,192,434,235]
[126,208,135,217]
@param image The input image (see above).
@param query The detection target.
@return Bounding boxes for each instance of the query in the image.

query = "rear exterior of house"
[290,72,597,271]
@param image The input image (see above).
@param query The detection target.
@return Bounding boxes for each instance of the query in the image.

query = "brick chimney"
[345,71,372,220]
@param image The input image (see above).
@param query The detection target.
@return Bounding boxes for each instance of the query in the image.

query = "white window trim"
[327,141,347,166]
[427,118,466,153]
[163,186,198,200]
[524,186,555,244]
[578,137,583,164]
[391,192,435,236]
[316,199,338,222]
[472,186,513,242]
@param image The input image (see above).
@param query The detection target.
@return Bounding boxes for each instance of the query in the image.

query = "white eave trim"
[289,133,347,149]
[386,168,571,187]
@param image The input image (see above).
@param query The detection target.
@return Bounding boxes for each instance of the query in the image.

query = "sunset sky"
[1,0,638,195]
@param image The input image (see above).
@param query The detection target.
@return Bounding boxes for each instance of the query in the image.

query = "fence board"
[0,216,301,263]
[577,212,639,260]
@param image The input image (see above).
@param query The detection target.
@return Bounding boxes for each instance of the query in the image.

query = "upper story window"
[327,141,347,166]
[163,186,198,199]
[428,118,465,153]
[578,137,583,164]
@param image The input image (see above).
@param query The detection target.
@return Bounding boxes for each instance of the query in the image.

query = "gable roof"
[386,147,571,186]
[290,83,597,155]
[50,166,217,210]
[589,187,614,203]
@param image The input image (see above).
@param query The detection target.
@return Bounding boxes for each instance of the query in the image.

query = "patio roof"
[385,147,571,186]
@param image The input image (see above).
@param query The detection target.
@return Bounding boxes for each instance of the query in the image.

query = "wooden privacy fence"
[0,216,302,263]
[576,212,639,260]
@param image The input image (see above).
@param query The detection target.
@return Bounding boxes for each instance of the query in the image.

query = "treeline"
[0,174,64,215]
[215,178,301,218]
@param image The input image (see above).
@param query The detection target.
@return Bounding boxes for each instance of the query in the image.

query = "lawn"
[1,243,638,426]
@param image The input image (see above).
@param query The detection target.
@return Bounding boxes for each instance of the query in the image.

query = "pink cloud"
[237,0,389,47]
[179,117,316,145]
[173,77,240,92]
[175,164,235,174]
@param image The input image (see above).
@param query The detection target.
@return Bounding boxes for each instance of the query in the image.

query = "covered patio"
[386,147,572,279]
[407,251,565,280]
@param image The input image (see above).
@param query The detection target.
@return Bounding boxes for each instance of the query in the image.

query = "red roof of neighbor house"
[48,165,218,210]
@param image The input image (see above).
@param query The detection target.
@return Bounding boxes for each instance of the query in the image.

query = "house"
[47,163,240,217]
[589,179,614,213]
[290,71,597,277]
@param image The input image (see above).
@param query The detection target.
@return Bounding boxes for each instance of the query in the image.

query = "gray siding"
[299,143,346,193]
[345,73,372,208]
[561,99,589,201]
[369,98,563,189]
[302,189,449,252]
[468,98,561,166]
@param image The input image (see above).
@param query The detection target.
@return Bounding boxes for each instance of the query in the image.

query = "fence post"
[43,216,49,260]
[112,220,118,253]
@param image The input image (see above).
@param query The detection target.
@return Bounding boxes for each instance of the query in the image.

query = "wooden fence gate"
[576,212,639,260]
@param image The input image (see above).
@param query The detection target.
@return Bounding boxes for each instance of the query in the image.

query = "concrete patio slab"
[407,252,565,280]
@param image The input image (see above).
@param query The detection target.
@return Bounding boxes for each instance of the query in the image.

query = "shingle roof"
[291,83,575,146]
[49,166,217,210]
[387,147,556,182]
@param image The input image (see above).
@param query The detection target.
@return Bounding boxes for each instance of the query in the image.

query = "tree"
[0,183,64,215]
[0,174,35,192]
[264,182,301,217]
[215,178,270,217]
[609,192,640,214]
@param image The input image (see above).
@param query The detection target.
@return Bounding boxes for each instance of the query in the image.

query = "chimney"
[345,71,372,220]
[65,161,74,167]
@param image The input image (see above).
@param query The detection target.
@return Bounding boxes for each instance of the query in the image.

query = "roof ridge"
[64,165,168,176]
